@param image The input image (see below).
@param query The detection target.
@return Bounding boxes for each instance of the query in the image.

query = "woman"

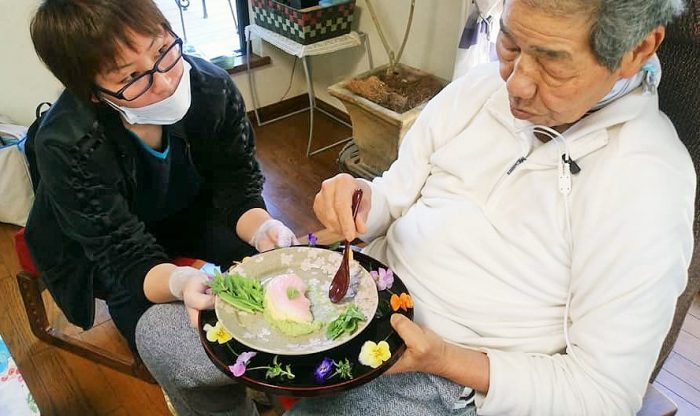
[303,0,694,415]
[27,1,293,414]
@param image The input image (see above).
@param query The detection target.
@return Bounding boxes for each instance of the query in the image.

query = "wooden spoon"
[328,188,363,303]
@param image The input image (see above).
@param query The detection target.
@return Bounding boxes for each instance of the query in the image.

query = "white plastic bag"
[0,123,34,226]
[453,0,502,80]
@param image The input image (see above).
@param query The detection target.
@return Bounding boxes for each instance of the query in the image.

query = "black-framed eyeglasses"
[96,32,183,102]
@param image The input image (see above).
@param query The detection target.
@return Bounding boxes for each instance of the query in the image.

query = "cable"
[279,56,299,102]
[516,124,580,364]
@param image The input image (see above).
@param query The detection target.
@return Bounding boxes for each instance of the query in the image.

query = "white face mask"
[103,60,192,125]
[590,54,662,111]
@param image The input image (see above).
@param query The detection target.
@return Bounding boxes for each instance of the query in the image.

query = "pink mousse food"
[263,273,320,336]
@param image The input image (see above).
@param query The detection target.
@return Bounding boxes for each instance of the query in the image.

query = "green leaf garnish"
[325,305,366,340]
[208,271,264,313]
[265,356,295,380]
[286,287,299,299]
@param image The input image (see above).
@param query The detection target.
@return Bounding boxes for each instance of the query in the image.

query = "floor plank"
[674,330,700,365]
[664,352,700,393]
[656,369,700,409]
[31,348,95,415]
[654,382,700,416]
[684,313,700,340]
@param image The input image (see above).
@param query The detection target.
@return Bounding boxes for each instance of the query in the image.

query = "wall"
[0,0,468,126]
[0,0,63,126]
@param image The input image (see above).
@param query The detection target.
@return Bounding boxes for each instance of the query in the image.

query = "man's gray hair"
[523,0,686,70]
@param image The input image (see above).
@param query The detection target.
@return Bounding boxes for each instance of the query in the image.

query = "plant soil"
[345,67,443,113]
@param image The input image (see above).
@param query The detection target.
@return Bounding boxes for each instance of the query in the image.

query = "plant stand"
[328,63,447,173]
[245,24,371,156]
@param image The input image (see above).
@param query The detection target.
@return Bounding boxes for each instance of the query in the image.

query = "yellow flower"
[358,340,391,368]
[203,321,233,344]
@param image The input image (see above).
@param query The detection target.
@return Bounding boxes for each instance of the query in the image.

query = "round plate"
[214,246,379,355]
[199,246,414,397]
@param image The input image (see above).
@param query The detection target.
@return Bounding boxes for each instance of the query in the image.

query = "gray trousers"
[135,303,476,416]
[135,303,258,416]
[286,372,477,416]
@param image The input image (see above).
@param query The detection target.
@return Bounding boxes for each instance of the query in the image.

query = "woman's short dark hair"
[31,0,172,102]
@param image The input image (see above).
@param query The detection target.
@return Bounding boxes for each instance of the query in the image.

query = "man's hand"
[250,219,299,252]
[385,313,449,375]
[313,173,372,242]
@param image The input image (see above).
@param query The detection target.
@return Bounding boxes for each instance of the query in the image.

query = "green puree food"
[262,307,322,336]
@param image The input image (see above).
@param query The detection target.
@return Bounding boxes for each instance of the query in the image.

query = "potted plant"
[329,0,447,176]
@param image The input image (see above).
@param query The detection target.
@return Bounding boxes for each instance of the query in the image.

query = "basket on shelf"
[251,0,356,45]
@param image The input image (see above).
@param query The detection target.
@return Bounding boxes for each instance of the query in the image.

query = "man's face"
[94,28,183,108]
[497,0,623,128]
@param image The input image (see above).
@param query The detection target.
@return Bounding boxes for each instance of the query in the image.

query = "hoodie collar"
[485,85,658,167]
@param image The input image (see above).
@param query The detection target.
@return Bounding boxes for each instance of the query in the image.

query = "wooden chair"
[15,270,157,383]
[13,228,158,384]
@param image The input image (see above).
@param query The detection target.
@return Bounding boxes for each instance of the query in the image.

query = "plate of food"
[212,246,379,355]
[198,245,415,397]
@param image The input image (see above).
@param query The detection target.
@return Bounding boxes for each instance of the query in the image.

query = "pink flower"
[229,362,247,377]
[370,267,394,291]
[238,351,257,363]
[228,351,257,377]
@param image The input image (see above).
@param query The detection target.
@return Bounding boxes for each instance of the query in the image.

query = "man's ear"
[618,26,665,78]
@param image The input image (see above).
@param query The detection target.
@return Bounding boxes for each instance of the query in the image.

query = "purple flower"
[308,233,318,247]
[370,267,394,291]
[238,351,257,363]
[228,351,257,377]
[229,362,247,377]
[314,357,334,383]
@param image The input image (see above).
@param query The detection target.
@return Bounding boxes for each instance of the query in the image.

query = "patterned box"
[252,0,356,45]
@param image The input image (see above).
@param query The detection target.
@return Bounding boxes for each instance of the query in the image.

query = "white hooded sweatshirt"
[361,63,695,415]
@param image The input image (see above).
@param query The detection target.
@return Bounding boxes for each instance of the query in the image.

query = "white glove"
[168,266,209,300]
[249,219,299,252]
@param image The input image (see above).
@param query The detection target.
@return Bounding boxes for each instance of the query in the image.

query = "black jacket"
[25,56,266,329]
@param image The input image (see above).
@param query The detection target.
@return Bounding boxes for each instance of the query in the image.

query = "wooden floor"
[1,110,699,415]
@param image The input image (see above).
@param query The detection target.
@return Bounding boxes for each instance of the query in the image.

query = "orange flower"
[390,293,413,312]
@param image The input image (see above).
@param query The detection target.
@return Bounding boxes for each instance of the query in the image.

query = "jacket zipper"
[506,157,527,175]
[181,135,203,179]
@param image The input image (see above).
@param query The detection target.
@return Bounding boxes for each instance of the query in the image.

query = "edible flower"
[308,233,318,247]
[358,340,391,368]
[370,267,394,291]
[314,357,334,383]
[314,357,354,383]
[203,321,233,344]
[390,293,413,312]
[229,351,257,377]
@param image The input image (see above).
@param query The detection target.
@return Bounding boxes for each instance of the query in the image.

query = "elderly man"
[303,0,694,415]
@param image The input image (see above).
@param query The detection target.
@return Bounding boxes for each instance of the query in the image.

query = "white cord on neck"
[515,124,580,363]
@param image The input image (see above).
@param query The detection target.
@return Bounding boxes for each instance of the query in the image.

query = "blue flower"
[314,357,334,383]
[308,233,318,247]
